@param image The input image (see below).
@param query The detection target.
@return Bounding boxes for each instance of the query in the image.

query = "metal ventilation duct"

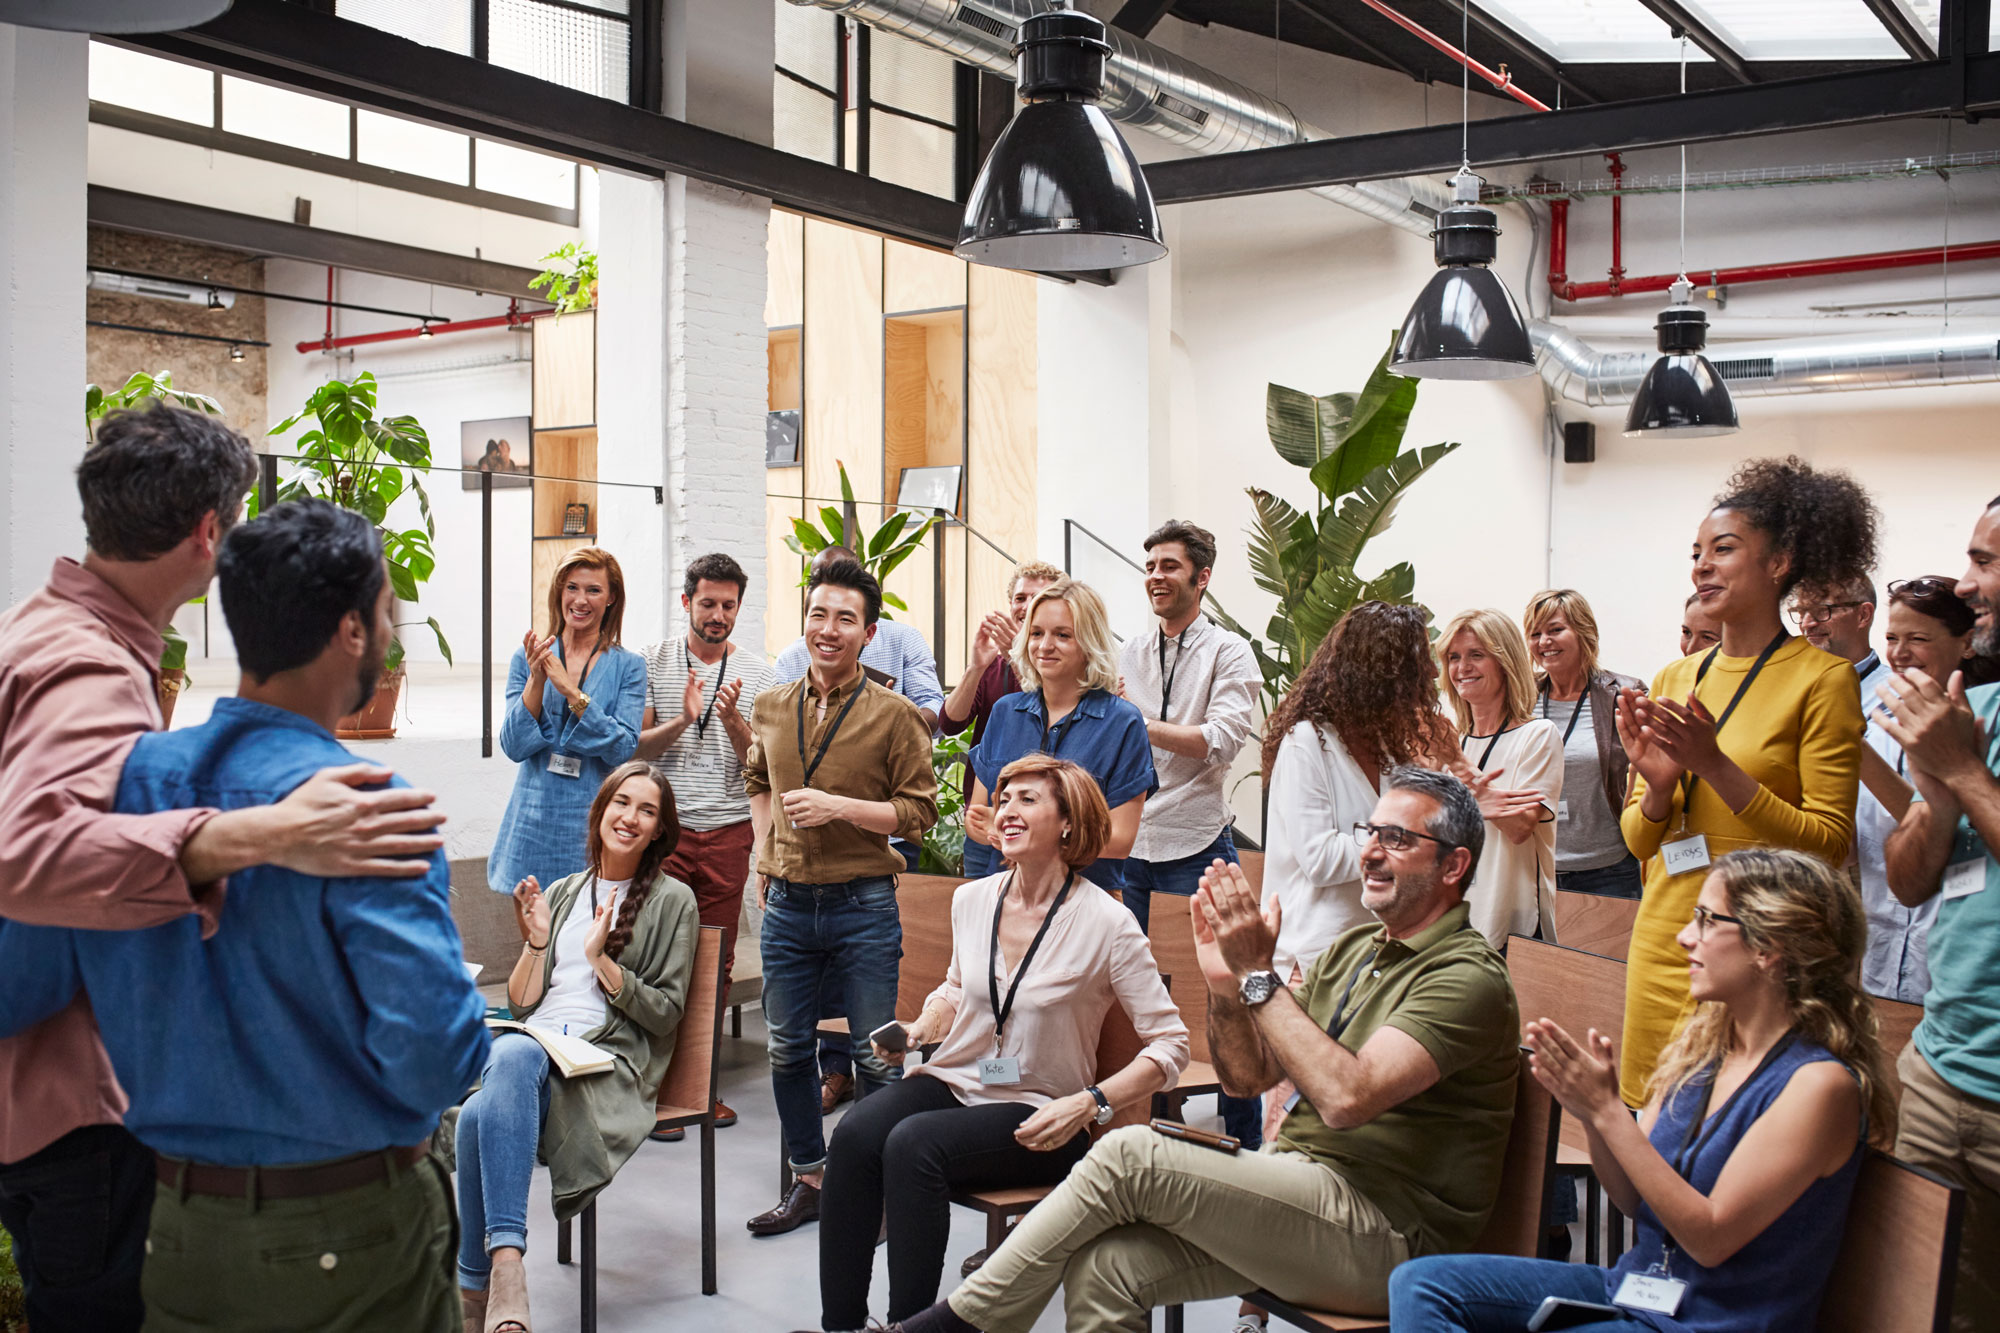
[1532,320,2000,404]
[785,0,1451,236]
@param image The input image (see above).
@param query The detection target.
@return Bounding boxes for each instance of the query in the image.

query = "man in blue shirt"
[0,500,489,1333]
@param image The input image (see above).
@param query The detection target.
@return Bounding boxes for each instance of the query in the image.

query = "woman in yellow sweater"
[1614,456,1876,1105]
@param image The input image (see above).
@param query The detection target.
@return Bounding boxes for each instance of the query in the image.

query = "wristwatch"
[1085,1085,1113,1126]
[1238,969,1284,1008]
[568,691,593,717]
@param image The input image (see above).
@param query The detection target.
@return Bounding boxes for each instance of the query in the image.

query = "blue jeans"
[762,875,904,1173]
[1556,854,1643,900]
[1122,827,1261,1149]
[1389,1254,1663,1332]
[455,1034,554,1289]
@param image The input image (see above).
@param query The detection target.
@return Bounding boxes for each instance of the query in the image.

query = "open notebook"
[485,1020,615,1078]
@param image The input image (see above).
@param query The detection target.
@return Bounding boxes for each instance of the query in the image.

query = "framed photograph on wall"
[462,415,532,490]
[766,408,802,467]
[895,464,963,517]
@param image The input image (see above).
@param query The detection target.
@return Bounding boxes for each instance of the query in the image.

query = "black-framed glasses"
[1690,904,1743,936]
[1353,822,1458,853]
[1787,600,1863,626]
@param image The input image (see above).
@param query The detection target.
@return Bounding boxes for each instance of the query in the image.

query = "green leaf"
[1308,342,1418,499]
[875,543,922,583]
[868,510,910,557]
[1317,441,1461,575]
[818,506,846,542]
[789,519,829,554]
[1265,384,1324,467]
[881,590,908,612]
[1244,488,1316,605]
[426,615,453,667]
[386,561,420,602]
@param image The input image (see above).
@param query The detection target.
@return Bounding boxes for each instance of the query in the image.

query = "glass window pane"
[1471,0,1709,62]
[869,110,954,199]
[475,139,577,208]
[775,0,839,90]
[356,109,470,184]
[88,42,213,126]
[775,72,838,164]
[221,76,350,157]
[869,32,955,123]
[1697,0,1915,60]
[334,0,473,55]
[489,0,630,103]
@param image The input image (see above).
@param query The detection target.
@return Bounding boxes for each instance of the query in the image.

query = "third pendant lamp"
[955,3,1166,272]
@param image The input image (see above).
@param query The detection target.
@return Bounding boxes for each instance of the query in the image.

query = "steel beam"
[1110,0,1178,37]
[1144,53,2000,202]
[120,0,964,251]
[1630,0,1756,84]
[1861,0,1938,59]
[88,187,546,298]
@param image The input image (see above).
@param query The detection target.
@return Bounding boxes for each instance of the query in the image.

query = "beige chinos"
[947,1125,1412,1333]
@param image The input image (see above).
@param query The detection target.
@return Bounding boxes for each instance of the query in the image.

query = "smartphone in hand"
[869,1020,909,1054]
[1527,1297,1626,1330]
[1149,1118,1240,1153]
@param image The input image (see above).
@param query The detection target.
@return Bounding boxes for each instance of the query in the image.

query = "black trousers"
[818,1072,1090,1331]
[0,1123,154,1333]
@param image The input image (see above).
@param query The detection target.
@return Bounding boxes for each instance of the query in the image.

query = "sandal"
[484,1251,531,1333]
[460,1286,487,1333]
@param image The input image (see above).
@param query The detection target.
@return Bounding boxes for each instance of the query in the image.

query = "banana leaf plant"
[262,373,449,673]
[782,461,942,619]
[1239,337,1460,709]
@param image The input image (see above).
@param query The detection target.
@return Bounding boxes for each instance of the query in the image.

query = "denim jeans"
[762,875,904,1173]
[1388,1253,1659,1332]
[454,1033,554,1289]
[1556,854,1644,900]
[0,1123,154,1333]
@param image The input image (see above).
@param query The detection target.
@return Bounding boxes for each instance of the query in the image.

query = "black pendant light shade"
[955,7,1166,272]
[1623,288,1739,438]
[0,0,230,31]
[1390,173,1537,380]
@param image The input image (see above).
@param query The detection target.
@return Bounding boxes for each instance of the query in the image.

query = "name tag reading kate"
[547,753,583,778]
[1660,834,1712,877]
[977,1056,1022,1086]
[1942,857,1987,901]
[1613,1272,1687,1316]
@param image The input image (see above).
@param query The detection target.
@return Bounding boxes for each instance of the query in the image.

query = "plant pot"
[336,668,404,740]
[157,668,187,729]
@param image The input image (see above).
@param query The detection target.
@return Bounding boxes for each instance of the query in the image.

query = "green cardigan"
[506,870,698,1221]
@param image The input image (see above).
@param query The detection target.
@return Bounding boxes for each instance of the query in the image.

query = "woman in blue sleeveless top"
[1390,848,1895,1332]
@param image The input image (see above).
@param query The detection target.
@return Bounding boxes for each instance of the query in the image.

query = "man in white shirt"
[637,552,771,1130]
[1790,574,1887,698]
[1117,520,1263,1146]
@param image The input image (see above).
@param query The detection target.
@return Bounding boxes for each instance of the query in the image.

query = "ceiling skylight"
[1473,0,1983,63]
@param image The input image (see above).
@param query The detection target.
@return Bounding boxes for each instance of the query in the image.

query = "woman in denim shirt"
[490,547,647,892]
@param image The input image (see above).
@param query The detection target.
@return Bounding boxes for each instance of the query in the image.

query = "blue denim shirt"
[773,620,945,715]
[490,641,647,892]
[0,696,489,1165]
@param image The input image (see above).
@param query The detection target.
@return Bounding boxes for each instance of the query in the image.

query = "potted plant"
[265,373,450,738]
[782,462,942,618]
[529,242,598,315]
[85,370,227,726]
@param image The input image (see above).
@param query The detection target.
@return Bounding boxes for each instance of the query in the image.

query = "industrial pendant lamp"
[1624,41,1738,438]
[1389,0,1535,379]
[0,0,230,31]
[955,2,1166,272]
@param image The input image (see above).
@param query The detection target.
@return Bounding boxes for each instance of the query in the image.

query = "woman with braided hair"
[457,762,698,1333]
[1613,456,1877,1104]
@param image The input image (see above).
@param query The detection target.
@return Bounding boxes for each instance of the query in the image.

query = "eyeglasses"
[1353,822,1458,853]
[1787,601,1863,626]
[1887,577,1956,598]
[1690,904,1743,936]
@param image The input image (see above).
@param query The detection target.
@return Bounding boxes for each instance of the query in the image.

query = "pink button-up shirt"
[0,559,222,1163]
[912,872,1188,1108]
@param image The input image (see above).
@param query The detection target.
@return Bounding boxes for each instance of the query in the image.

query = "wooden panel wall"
[884,237,966,315]
[532,311,596,429]
[966,264,1039,643]
[766,211,805,327]
[766,212,807,657]
[803,218,885,511]
[883,320,932,498]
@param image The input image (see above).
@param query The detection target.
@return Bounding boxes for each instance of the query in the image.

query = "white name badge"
[1613,1272,1688,1316]
[547,753,583,778]
[1661,834,1712,877]
[1556,800,1570,823]
[1942,857,1988,901]
[977,1056,1022,1086]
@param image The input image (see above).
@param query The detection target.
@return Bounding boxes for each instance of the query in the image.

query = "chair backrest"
[1816,1151,1964,1333]
[1550,890,1639,961]
[1472,1049,1563,1257]
[1506,936,1625,1157]
[1870,995,1924,1104]
[895,874,964,1023]
[1146,893,1211,1061]
[1092,995,1154,1134]
[450,859,525,979]
[657,926,725,1114]
[1236,849,1265,895]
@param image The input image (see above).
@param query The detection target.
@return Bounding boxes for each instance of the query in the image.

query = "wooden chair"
[725,930,761,1039]
[1550,889,1640,961]
[1206,1049,1561,1333]
[448,859,522,1009]
[1146,894,1223,1112]
[812,873,963,1044]
[1870,995,1924,1104]
[1817,1150,1964,1333]
[556,925,726,1330]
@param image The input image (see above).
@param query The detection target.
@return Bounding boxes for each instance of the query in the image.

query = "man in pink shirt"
[0,403,449,1333]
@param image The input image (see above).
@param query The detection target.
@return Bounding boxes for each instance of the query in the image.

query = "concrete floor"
[500,1009,1249,1333]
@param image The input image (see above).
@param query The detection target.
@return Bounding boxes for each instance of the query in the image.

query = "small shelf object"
[530,309,598,621]
[562,501,591,535]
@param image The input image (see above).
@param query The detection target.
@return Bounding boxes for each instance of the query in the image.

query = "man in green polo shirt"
[878,766,1518,1333]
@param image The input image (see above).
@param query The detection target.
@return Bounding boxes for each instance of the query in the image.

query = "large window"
[334,0,649,107]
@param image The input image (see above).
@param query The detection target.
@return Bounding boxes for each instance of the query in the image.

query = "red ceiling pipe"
[296,302,541,354]
[1547,197,1570,293]
[1348,0,1552,111]
[1550,237,2000,302]
[1606,153,1626,297]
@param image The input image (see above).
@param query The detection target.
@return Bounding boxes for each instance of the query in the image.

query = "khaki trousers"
[949,1125,1412,1333]
[1896,1044,2000,1333]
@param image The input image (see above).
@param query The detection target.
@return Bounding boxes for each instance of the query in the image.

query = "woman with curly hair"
[1615,456,1876,1104]
[1391,847,1892,1332]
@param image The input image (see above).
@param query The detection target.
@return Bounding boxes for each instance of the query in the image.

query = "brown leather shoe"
[712,1099,738,1128]
[820,1071,854,1114]
[746,1179,820,1236]
[647,1122,685,1142]
[959,1246,990,1278]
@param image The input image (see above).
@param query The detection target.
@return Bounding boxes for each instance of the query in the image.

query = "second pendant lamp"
[1623,279,1738,437]
[1390,169,1537,380]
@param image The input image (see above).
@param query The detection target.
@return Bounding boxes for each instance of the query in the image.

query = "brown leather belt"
[155,1140,430,1200]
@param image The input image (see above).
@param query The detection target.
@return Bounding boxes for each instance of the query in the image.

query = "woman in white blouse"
[815,755,1188,1333]
[1439,608,1564,947]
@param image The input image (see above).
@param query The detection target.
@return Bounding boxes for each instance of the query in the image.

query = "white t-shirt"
[1460,721,1563,948]
[526,876,631,1038]
[1264,721,1378,978]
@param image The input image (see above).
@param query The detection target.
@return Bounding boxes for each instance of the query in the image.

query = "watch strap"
[1239,969,1283,1007]
[1086,1085,1112,1121]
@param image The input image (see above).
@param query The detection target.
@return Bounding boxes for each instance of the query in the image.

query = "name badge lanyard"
[1652,1032,1798,1276]
[1538,690,1588,749]
[988,869,1076,1054]
[687,643,731,740]
[797,680,866,789]
[1675,631,1789,827]
[1157,627,1191,719]
[1473,724,1519,771]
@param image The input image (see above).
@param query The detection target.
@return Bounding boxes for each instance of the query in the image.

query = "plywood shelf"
[530,312,596,623]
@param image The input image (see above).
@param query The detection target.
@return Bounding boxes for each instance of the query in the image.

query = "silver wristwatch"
[1086,1085,1114,1125]
[1238,969,1284,1008]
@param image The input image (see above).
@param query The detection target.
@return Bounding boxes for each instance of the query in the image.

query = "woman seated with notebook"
[1387,847,1892,1332]
[814,755,1189,1333]
[457,761,699,1333]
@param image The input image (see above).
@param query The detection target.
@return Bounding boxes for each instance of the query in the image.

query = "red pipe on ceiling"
[1606,153,1626,297]
[295,303,540,354]
[1347,0,1552,111]
[1549,237,2000,302]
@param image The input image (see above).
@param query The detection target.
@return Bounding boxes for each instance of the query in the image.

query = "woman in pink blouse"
[814,755,1189,1333]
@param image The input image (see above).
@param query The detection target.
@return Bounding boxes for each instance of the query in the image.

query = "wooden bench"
[1871,994,1923,1105]
[1550,889,1639,961]
[1146,894,1222,1111]
[1817,1150,1964,1333]
[556,925,726,1330]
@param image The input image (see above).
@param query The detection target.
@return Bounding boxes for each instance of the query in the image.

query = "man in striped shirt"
[638,552,773,1129]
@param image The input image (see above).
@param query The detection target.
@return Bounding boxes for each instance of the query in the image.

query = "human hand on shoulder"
[265,764,446,880]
